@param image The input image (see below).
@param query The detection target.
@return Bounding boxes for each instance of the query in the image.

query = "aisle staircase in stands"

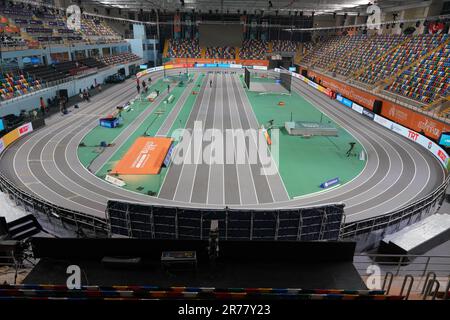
[268,41,273,53]
[200,47,206,59]
[294,46,302,65]
[163,39,169,58]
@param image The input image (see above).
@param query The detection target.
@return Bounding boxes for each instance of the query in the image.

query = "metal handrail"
[422,272,437,294]
[423,279,440,300]
[0,171,108,236]
[400,275,414,300]
[444,276,450,300]
[340,173,449,239]
[382,272,394,294]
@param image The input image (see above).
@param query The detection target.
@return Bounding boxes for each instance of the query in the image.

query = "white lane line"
[293,78,433,216]
[157,74,205,198]
[206,73,224,205]
[228,74,258,205]
[187,73,214,202]
[12,79,141,215]
[233,75,290,202]
[224,74,242,205]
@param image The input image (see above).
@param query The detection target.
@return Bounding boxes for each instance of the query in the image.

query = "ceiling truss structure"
[81,0,429,16]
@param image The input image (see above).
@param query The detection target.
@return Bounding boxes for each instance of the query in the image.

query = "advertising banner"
[105,175,126,187]
[320,177,340,189]
[352,103,364,115]
[362,109,375,120]
[253,65,268,70]
[307,69,450,140]
[438,133,450,147]
[0,122,34,153]
[374,114,394,129]
[294,70,450,168]
[174,13,181,34]
[169,58,269,67]
[18,122,33,137]
[341,97,353,108]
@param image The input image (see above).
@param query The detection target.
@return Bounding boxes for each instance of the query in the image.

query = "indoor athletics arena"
[0,0,449,312]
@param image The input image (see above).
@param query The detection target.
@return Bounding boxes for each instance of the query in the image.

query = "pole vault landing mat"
[112,137,173,175]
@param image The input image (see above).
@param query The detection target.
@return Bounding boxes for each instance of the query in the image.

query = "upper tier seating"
[81,16,121,40]
[357,34,447,85]
[239,39,268,60]
[272,40,297,52]
[78,57,107,69]
[98,52,141,65]
[308,36,368,71]
[300,36,342,66]
[0,1,122,46]
[386,42,450,104]
[168,39,201,58]
[330,35,404,77]
[205,46,236,59]
[0,70,42,101]
[23,64,67,83]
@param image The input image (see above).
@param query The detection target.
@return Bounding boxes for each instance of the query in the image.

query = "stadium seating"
[357,34,447,85]
[272,40,297,53]
[168,39,201,58]
[330,35,403,77]
[386,42,450,104]
[239,39,268,59]
[78,57,108,69]
[300,36,341,66]
[310,36,368,71]
[0,70,42,101]
[22,64,67,83]
[81,16,121,42]
[0,284,404,300]
[205,46,236,59]
[0,1,122,47]
[98,52,141,66]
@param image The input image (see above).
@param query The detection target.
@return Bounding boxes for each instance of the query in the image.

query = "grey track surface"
[88,76,185,174]
[0,69,445,224]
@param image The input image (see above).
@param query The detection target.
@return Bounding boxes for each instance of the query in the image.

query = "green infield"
[243,76,366,198]
[77,73,205,196]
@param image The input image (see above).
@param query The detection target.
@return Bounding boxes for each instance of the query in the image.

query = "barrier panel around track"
[0,114,108,236]
[106,201,344,241]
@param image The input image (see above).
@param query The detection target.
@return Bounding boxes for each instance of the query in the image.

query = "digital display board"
[439,132,450,147]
